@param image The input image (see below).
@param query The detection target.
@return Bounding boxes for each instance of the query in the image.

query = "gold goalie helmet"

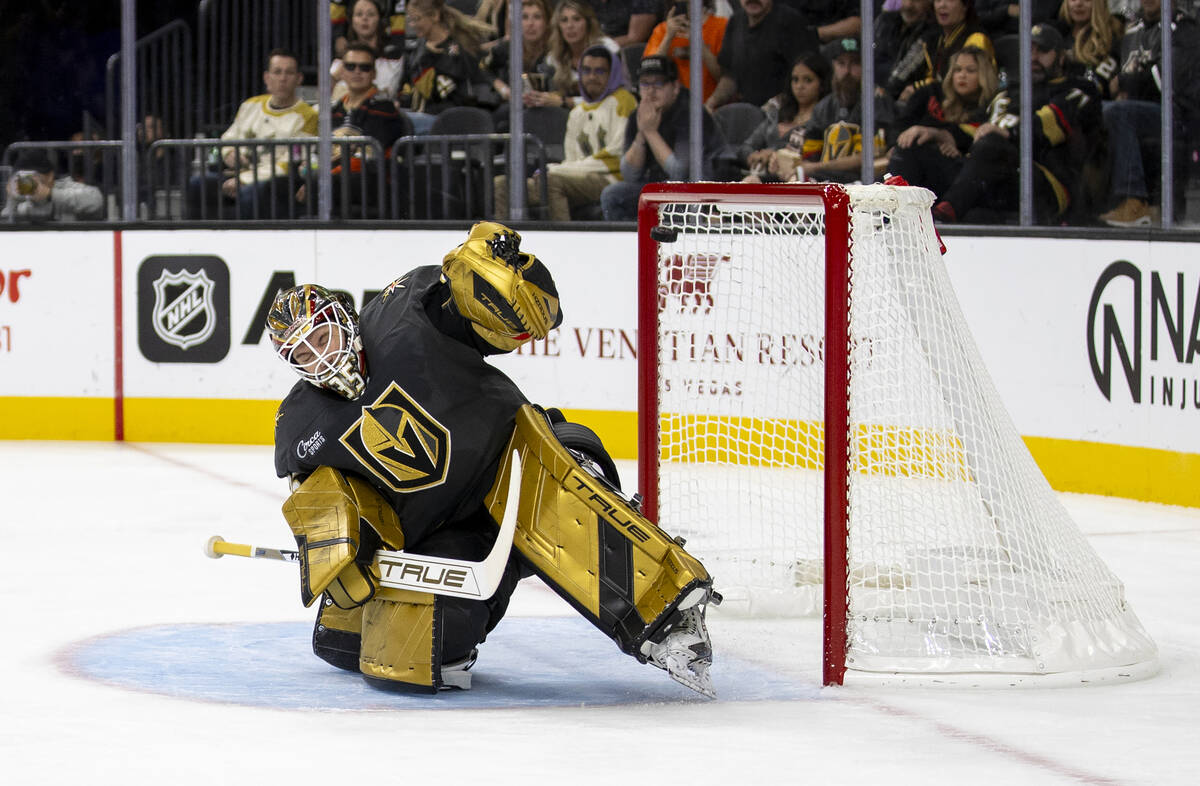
[441,221,560,351]
[266,284,367,399]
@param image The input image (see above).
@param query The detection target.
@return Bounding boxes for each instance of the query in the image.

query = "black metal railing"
[389,133,550,220]
[145,136,386,221]
[105,20,194,141]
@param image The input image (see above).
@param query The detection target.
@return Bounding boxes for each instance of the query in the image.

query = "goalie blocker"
[281,405,718,695]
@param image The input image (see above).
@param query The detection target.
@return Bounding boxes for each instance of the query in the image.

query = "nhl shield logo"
[151,269,217,349]
[137,255,230,363]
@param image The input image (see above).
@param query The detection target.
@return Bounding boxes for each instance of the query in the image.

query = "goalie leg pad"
[282,467,406,608]
[360,587,439,692]
[486,406,713,656]
[358,516,524,692]
[312,595,363,672]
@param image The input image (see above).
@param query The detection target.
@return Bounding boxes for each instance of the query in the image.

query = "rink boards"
[0,227,1198,506]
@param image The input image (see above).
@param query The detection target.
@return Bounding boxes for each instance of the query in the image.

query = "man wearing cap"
[600,54,724,221]
[2,149,104,222]
[494,44,637,221]
[797,38,895,183]
[704,0,820,112]
[930,23,1102,224]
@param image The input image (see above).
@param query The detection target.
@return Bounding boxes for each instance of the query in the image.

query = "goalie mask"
[267,284,367,399]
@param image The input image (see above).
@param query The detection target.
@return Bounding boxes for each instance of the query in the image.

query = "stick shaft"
[206,535,299,562]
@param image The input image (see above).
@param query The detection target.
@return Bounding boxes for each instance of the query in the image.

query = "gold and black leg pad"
[312,594,363,672]
[485,405,714,660]
[357,517,524,693]
[358,587,444,693]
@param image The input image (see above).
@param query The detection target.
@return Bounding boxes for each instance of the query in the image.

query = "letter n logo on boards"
[339,381,451,492]
[137,256,230,363]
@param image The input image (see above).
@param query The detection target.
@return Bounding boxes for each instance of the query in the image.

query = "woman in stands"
[886,45,999,198]
[332,0,405,101]
[899,0,993,101]
[740,52,832,183]
[643,0,728,104]
[530,0,621,111]
[1055,0,1124,99]
[397,0,496,133]
[481,0,554,104]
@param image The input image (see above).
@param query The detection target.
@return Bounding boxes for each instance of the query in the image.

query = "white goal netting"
[645,184,1157,681]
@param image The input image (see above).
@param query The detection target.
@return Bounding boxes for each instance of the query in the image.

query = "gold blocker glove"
[281,467,405,609]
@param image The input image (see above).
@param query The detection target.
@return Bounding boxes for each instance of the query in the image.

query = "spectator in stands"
[1097,0,1200,226]
[2,148,104,222]
[332,0,408,51]
[398,0,497,133]
[185,49,318,220]
[897,0,994,101]
[1055,0,1124,100]
[876,0,937,98]
[976,0,1058,39]
[536,0,622,110]
[298,42,409,215]
[887,46,999,198]
[739,51,831,181]
[931,24,1102,224]
[590,0,661,47]
[601,55,723,219]
[495,44,636,219]
[705,0,820,112]
[332,0,407,102]
[797,38,895,183]
[643,0,728,104]
[481,0,554,107]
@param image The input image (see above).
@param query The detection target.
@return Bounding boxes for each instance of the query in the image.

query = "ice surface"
[2,441,1197,784]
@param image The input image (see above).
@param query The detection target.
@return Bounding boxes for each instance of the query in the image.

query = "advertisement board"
[2,225,1199,504]
[0,232,115,438]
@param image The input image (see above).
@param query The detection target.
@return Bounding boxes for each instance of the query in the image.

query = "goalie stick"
[205,450,523,602]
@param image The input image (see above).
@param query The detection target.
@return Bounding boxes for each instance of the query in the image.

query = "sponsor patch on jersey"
[296,430,326,458]
[339,381,450,492]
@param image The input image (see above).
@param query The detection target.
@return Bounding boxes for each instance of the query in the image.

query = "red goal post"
[635,182,1157,687]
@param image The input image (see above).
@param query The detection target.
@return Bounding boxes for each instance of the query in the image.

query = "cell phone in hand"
[673,1,688,17]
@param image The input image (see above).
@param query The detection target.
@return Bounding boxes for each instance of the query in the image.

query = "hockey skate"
[640,590,716,699]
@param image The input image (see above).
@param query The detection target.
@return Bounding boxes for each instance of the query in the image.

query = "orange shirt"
[643,15,728,102]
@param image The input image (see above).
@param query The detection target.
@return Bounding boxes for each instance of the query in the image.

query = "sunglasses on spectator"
[343,61,375,72]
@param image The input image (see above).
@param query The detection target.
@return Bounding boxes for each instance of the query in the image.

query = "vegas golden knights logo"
[339,382,451,492]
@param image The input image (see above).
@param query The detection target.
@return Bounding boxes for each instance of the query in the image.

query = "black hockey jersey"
[985,72,1102,214]
[273,265,530,545]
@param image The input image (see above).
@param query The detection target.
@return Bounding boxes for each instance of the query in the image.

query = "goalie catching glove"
[441,221,562,351]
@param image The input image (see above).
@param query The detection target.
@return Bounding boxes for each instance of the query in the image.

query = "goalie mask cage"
[636,182,1158,687]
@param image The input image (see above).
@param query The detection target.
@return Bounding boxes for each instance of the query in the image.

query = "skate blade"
[666,656,716,699]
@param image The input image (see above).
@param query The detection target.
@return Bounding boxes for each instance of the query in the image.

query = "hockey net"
[636,182,1157,685]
